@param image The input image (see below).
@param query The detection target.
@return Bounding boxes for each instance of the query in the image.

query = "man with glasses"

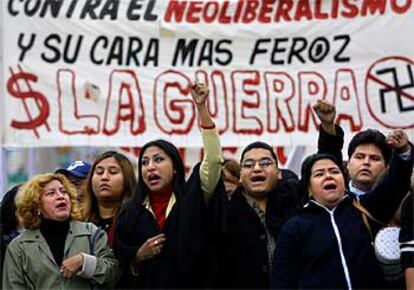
[216,141,301,289]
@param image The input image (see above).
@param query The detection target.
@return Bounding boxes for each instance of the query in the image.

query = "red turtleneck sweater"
[149,185,173,230]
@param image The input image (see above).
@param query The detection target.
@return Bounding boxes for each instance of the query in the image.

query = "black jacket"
[272,195,384,289]
[399,192,414,270]
[114,163,219,289]
[272,149,413,289]
[216,178,301,289]
[317,124,345,163]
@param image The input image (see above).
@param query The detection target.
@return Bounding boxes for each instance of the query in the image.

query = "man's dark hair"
[240,141,278,166]
[347,129,391,165]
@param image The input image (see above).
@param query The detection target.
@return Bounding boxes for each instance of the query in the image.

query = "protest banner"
[2,0,413,147]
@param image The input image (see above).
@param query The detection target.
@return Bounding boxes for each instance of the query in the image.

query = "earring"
[37,209,41,216]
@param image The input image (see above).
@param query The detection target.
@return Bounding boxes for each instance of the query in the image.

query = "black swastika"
[376,64,414,113]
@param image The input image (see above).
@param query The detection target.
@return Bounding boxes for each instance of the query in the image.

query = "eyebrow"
[96,165,120,169]
[143,153,164,159]
[354,152,382,157]
[312,167,339,173]
[243,157,273,162]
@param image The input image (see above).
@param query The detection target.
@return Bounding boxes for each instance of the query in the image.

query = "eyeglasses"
[241,158,275,170]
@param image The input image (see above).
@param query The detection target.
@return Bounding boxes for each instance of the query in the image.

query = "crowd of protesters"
[1,82,413,289]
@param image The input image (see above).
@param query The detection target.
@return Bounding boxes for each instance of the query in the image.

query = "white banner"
[2,0,414,147]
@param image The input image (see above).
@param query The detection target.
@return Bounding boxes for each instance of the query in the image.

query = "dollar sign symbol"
[7,68,50,138]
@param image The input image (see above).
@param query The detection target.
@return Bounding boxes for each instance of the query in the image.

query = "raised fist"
[191,82,209,106]
[313,100,336,125]
[386,129,410,152]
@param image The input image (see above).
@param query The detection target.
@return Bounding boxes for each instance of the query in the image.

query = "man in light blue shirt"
[313,100,412,197]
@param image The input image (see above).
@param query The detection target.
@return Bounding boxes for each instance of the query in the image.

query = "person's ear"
[277,170,282,180]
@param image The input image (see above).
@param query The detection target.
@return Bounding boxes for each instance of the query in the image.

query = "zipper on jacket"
[328,209,353,290]
[310,200,353,290]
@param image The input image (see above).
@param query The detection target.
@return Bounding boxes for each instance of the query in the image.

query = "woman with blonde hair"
[2,173,119,289]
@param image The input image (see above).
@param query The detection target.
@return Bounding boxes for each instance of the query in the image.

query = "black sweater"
[40,218,70,266]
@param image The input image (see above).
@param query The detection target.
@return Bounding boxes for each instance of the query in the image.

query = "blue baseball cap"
[55,160,92,179]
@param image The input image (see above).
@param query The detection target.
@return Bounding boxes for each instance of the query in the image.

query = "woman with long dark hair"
[114,82,223,288]
[84,150,136,246]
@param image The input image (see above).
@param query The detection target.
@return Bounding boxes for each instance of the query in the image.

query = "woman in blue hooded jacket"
[271,129,413,289]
